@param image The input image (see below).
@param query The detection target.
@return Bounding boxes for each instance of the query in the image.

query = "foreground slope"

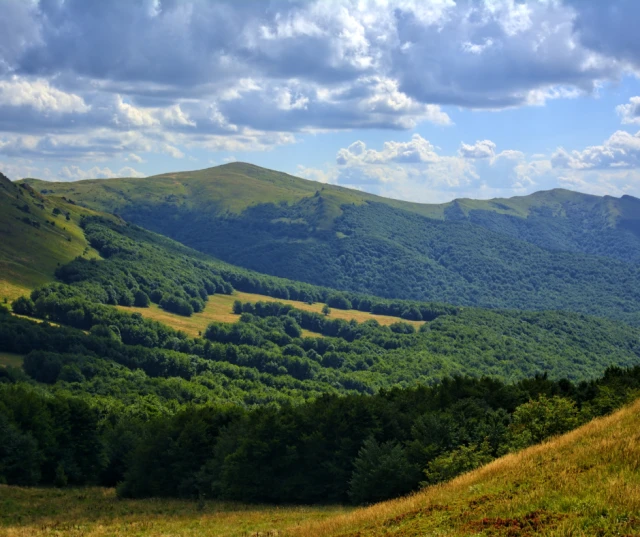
[293,397,640,537]
[1,398,638,536]
[21,164,640,323]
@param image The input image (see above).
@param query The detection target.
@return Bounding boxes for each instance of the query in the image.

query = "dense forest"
[2,175,640,509]
[23,163,640,324]
[2,303,639,505]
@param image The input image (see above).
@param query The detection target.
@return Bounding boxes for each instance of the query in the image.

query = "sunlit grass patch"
[116,290,423,339]
[0,486,350,537]
[0,352,24,368]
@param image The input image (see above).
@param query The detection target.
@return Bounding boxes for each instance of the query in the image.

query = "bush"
[422,440,493,485]
[134,290,151,308]
[11,296,36,316]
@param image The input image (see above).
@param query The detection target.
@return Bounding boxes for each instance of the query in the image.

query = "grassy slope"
[0,174,102,301]
[0,487,350,537]
[20,162,640,228]
[116,290,423,338]
[2,400,638,536]
[293,398,640,537]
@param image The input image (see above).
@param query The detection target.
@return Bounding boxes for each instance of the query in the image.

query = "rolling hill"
[0,172,102,301]
[292,396,640,537]
[19,163,640,323]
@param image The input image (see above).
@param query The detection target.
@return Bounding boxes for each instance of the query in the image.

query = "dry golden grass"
[116,291,423,338]
[0,487,350,537]
[0,281,31,303]
[290,398,640,537]
[0,352,23,368]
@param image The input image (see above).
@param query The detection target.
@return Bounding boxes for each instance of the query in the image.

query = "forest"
[2,300,639,505]
[2,198,640,508]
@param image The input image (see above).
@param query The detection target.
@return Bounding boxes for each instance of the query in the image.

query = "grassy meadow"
[0,487,350,537]
[116,291,424,338]
[291,397,640,537]
[0,352,24,368]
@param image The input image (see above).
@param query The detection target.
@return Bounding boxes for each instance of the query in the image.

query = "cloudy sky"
[2,0,640,203]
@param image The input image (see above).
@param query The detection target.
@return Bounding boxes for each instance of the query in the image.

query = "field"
[0,352,23,368]
[0,487,350,537]
[291,397,640,537]
[116,291,424,338]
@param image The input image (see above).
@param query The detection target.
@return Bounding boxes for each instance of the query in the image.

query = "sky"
[2,0,640,203]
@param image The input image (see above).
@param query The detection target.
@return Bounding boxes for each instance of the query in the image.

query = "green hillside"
[0,173,101,301]
[21,163,640,323]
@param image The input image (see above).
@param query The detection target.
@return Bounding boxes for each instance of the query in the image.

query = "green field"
[0,175,102,301]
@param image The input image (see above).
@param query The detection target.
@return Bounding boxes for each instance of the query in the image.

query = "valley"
[1,164,640,535]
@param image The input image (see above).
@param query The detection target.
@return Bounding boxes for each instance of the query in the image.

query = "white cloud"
[459,140,497,159]
[58,165,145,181]
[0,77,89,114]
[552,130,640,170]
[616,97,640,125]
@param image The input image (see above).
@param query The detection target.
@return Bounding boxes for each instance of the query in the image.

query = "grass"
[0,177,103,300]
[0,487,350,537]
[291,397,640,537]
[116,291,424,338]
[0,352,24,368]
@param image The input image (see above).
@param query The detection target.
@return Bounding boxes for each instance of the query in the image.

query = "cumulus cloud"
[304,133,640,203]
[552,130,640,170]
[459,140,497,159]
[616,97,640,125]
[0,0,640,184]
[58,165,145,181]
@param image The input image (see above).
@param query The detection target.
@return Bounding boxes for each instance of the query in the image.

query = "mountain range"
[20,162,640,324]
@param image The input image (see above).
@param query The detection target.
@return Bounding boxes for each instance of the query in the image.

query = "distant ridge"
[18,163,640,323]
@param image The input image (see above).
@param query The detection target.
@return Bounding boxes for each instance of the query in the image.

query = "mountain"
[21,163,640,324]
[293,396,640,536]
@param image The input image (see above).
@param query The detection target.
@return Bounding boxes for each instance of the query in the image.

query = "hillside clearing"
[0,352,23,368]
[291,397,640,537]
[0,487,350,537]
[116,291,423,338]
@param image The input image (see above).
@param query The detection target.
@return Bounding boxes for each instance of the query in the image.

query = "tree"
[507,395,580,450]
[349,438,419,505]
[134,290,151,308]
[422,440,493,486]
[11,296,36,316]
[322,304,331,316]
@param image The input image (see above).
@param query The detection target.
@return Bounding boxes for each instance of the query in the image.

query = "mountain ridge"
[14,163,640,323]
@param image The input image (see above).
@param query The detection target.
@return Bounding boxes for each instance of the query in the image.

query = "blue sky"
[2,0,640,203]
